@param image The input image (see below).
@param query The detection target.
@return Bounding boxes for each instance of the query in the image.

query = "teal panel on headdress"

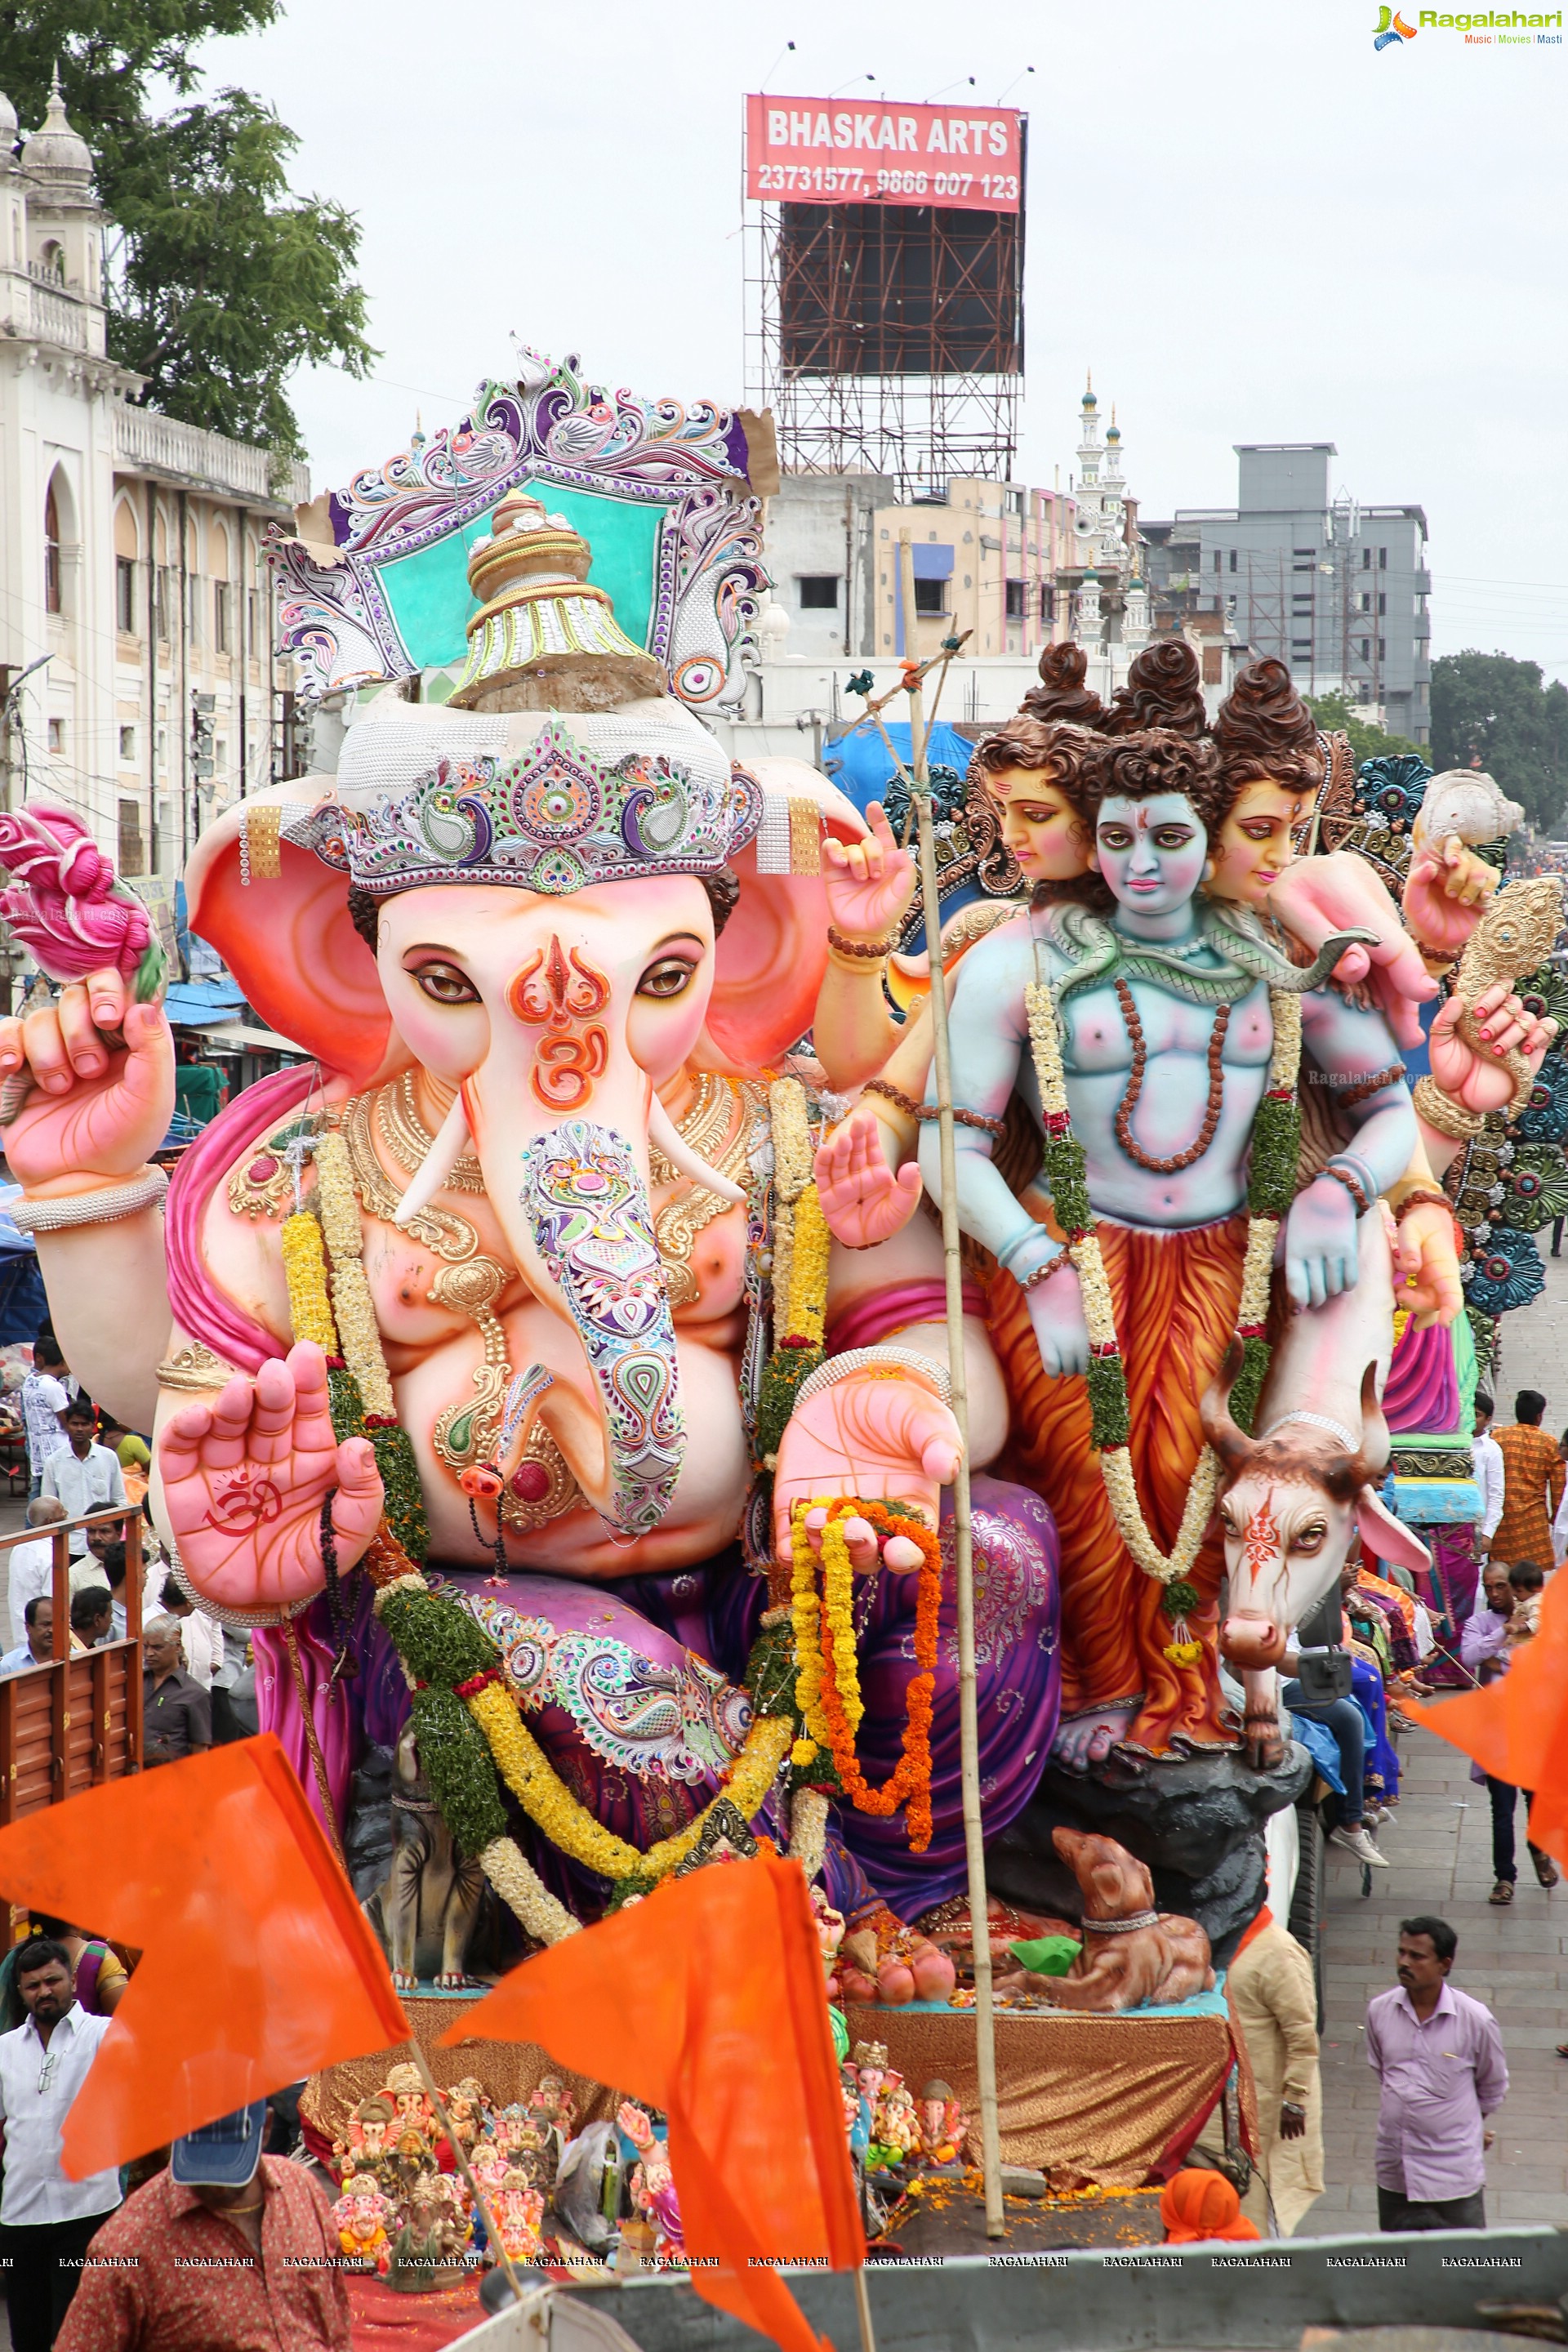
[372,482,665,670]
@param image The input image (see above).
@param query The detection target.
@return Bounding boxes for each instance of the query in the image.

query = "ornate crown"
[302,718,764,898]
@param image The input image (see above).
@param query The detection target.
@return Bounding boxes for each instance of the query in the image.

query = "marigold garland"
[790,1496,940,1851]
[1022,964,1304,1650]
[281,1210,338,1352]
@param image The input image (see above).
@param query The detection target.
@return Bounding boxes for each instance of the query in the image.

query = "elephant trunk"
[519,1116,684,1538]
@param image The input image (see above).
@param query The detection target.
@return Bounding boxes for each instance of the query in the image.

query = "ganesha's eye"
[637,955,699,1000]
[409,962,479,1005]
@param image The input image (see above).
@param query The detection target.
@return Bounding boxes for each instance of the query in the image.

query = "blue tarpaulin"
[821,719,977,815]
[164,978,247,1027]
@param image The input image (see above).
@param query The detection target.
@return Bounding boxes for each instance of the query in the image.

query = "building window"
[1379,638,1387,659]
[1361,548,1371,570]
[797,575,839,610]
[1039,582,1055,623]
[1378,592,1387,617]
[118,725,136,763]
[118,800,145,875]
[44,483,62,616]
[155,568,171,642]
[912,577,946,616]
[47,718,63,754]
[1004,579,1026,620]
[115,557,136,635]
[1229,549,1238,573]
[1214,551,1222,574]
[1361,637,1371,659]
[214,580,233,651]
[1379,547,1388,569]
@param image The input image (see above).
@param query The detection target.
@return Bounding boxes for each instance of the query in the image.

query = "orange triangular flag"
[1410,1566,1568,1867]
[445,1853,861,2352]
[0,1734,409,2176]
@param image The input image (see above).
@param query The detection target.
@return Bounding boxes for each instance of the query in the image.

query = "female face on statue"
[989,764,1089,882]
[1089,792,1209,917]
[1205,777,1317,907]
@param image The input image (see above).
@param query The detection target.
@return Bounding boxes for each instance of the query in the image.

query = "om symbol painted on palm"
[507,934,611,1111]
[203,1468,284,1536]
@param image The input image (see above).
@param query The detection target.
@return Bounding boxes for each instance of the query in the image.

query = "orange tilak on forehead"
[1242,1495,1280,1584]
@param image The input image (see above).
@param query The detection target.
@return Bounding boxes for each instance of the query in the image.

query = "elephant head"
[184,693,866,1538]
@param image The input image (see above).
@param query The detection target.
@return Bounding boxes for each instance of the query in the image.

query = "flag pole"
[896,531,1005,2238]
[405,2039,529,2305]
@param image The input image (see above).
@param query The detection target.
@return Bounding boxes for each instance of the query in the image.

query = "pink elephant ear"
[700,779,866,1074]
[184,800,394,1087]
[1355,1486,1432,1581]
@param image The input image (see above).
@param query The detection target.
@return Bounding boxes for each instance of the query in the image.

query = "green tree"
[1304,692,1425,770]
[0,5,374,456]
[1430,652,1568,835]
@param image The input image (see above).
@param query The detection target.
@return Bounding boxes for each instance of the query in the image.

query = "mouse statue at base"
[1023,1829,1214,2013]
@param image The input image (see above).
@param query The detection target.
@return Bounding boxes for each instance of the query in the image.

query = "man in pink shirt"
[1365,1916,1508,2232]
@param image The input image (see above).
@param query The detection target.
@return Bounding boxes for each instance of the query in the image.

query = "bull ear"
[1200,1339,1260,1473]
[1348,1359,1392,1486]
[1355,1484,1432,1580]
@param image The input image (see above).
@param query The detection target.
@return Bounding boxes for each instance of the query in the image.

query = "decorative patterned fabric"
[300,1994,618,2156]
[1492,1423,1565,1570]
[838,1999,1246,2188]
[1415,1523,1479,1686]
[990,1215,1249,1751]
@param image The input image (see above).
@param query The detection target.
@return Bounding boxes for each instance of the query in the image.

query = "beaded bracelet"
[1019,1250,1073,1292]
[861,1079,1005,1136]
[1322,1162,1370,1214]
[1392,1187,1448,1223]
[1325,1063,1407,1107]
[826,925,893,960]
[11,1166,169,1234]
[794,1343,953,1411]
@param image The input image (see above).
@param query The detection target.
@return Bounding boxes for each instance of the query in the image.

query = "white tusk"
[648,1091,746,1207]
[393,1090,471,1227]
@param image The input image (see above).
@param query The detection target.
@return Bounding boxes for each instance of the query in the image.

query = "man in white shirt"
[0,1936,122,2350]
[39,1399,126,1559]
[19,1338,70,1499]
[1472,1388,1506,1557]
[6,1497,69,1649]
[0,1595,56,1679]
[156,1580,224,1688]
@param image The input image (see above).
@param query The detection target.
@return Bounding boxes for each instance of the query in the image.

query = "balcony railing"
[114,404,310,512]
[29,279,91,351]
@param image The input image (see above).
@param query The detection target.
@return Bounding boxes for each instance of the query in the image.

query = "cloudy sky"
[201,0,1567,678]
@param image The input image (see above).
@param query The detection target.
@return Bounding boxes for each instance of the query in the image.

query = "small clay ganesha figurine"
[871,2069,921,2162]
[1025,1829,1214,2014]
[332,2183,395,2275]
[336,2095,396,2185]
[812,1886,848,1998]
[528,2074,577,2174]
[492,2168,546,2264]
[381,2063,436,2139]
[916,2078,967,2171]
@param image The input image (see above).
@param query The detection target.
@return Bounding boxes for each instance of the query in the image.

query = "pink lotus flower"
[0,804,163,996]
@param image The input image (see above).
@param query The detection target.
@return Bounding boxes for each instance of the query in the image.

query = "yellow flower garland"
[786,1184,831,1349]
[466,1677,794,1883]
[315,1129,396,1419]
[281,1211,338,1352]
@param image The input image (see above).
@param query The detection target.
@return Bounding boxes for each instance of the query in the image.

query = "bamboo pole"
[898,532,1005,2238]
[404,2038,529,2305]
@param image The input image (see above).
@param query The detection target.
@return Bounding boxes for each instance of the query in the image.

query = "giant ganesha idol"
[0,486,1062,1948]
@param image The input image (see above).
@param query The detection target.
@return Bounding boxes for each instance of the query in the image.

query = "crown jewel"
[304,719,763,898]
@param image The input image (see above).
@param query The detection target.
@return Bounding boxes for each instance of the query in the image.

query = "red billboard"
[744,95,1023,213]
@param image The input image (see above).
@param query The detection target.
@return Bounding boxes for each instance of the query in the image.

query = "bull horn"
[393,1089,472,1227]
[1200,1339,1262,1473]
[648,1091,746,1208]
[1348,1358,1391,1486]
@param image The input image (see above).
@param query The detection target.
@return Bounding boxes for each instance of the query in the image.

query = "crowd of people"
[0,1330,250,1757]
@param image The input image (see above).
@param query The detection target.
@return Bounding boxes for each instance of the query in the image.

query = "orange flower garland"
[790,1496,941,1852]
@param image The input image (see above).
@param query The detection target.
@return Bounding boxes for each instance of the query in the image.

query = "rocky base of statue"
[983,1742,1312,1968]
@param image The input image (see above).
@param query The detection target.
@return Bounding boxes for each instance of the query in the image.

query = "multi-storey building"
[1143,443,1431,744]
[0,76,309,875]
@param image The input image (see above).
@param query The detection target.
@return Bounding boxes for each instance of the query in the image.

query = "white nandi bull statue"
[1200,1207,1431,1767]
